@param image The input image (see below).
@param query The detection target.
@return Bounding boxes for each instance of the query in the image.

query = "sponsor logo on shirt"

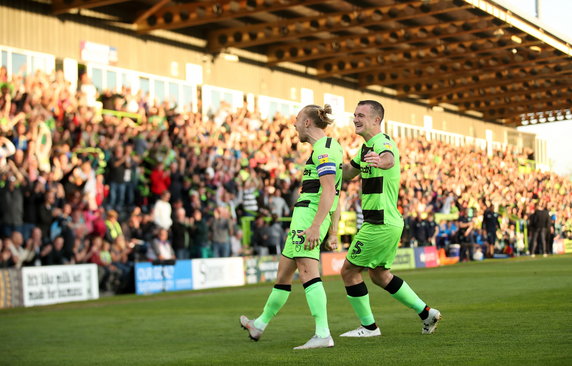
[383,142,392,150]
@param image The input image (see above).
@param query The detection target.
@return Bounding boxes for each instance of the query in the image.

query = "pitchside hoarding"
[244,255,280,284]
[414,247,440,268]
[191,257,245,290]
[392,248,416,270]
[552,238,565,254]
[135,260,193,295]
[320,252,347,276]
[563,239,572,254]
[21,264,99,307]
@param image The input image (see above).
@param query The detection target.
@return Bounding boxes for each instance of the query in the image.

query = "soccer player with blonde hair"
[240,104,343,350]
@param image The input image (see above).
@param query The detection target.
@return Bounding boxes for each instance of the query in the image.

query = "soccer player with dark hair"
[339,100,441,338]
[240,104,343,349]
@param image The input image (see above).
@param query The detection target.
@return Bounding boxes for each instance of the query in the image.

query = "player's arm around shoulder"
[365,150,394,170]
[342,161,360,180]
[364,139,395,170]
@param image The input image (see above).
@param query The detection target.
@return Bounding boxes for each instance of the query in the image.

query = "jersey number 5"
[351,241,364,259]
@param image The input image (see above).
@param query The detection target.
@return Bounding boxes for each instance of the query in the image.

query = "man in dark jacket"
[251,214,270,256]
[482,205,500,257]
[37,191,56,244]
[0,175,24,238]
[22,180,44,241]
[457,208,474,262]
[190,210,209,258]
[171,207,192,259]
[527,209,537,255]
[531,204,551,257]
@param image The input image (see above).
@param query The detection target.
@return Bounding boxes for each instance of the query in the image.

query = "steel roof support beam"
[485,100,572,120]
[52,0,130,15]
[407,69,572,99]
[316,34,534,78]
[382,59,570,97]
[133,0,170,25]
[505,108,572,125]
[356,42,555,88]
[462,89,572,112]
[208,0,468,52]
[135,0,329,33]
[267,15,494,64]
[437,84,572,107]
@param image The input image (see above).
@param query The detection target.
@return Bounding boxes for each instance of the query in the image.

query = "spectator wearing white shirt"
[152,191,172,230]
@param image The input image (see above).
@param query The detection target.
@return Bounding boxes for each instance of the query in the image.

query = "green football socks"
[384,275,426,314]
[346,282,376,327]
[254,284,291,330]
[304,278,330,338]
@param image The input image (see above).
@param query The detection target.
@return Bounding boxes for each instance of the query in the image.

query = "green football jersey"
[351,132,403,227]
[297,136,343,212]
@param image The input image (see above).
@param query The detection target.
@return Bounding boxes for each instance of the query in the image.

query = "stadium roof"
[47,0,572,126]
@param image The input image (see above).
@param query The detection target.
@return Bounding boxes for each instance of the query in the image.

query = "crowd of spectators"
[1,68,571,293]
[397,138,572,260]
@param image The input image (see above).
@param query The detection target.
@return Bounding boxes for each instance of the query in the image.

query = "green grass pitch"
[1,255,571,365]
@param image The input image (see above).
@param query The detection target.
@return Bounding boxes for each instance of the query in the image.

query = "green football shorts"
[346,223,404,269]
[282,203,331,261]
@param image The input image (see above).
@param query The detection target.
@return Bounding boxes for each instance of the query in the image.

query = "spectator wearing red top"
[149,162,171,206]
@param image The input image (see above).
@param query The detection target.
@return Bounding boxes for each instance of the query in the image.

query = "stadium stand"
[1,67,571,295]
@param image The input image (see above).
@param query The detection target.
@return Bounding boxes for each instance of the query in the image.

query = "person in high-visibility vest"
[105,210,123,244]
